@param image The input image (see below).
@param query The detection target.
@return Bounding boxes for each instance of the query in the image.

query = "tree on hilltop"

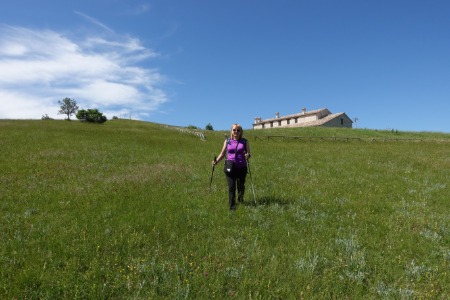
[58,98,79,120]
[76,109,107,124]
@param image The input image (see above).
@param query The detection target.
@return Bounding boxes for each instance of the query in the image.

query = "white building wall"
[300,115,318,123]
[253,114,319,129]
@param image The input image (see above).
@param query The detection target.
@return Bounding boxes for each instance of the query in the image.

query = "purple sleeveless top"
[227,139,247,168]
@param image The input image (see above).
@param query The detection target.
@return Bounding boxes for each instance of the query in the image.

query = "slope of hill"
[1,119,449,298]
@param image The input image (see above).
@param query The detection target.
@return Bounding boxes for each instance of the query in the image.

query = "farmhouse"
[253,108,353,129]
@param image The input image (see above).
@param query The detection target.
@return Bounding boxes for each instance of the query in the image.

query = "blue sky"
[1,0,449,132]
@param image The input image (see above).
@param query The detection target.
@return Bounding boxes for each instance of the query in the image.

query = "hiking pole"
[209,156,216,189]
[246,156,257,205]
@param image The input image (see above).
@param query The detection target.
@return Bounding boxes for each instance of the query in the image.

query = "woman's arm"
[213,139,228,165]
[245,141,251,160]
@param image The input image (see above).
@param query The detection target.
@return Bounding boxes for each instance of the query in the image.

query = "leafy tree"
[76,109,107,124]
[58,98,79,120]
[205,123,214,131]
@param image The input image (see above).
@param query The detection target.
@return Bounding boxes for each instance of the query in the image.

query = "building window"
[278,120,281,126]
[270,122,273,128]
[340,118,344,125]
[287,119,290,125]
[295,118,298,123]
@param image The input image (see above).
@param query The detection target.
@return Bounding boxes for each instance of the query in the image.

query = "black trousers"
[225,166,247,210]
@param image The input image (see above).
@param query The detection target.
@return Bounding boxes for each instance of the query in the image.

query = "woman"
[213,124,251,210]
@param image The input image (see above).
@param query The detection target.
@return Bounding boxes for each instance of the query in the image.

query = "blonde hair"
[230,124,243,139]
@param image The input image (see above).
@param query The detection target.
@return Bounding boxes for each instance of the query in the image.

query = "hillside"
[1,119,449,299]
[244,125,450,141]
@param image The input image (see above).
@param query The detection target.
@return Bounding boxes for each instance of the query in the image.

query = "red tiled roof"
[290,112,348,127]
[258,108,330,123]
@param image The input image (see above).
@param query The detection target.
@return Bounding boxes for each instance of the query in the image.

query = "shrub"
[76,109,107,123]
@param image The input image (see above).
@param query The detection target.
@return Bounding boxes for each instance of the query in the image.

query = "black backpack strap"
[225,138,230,159]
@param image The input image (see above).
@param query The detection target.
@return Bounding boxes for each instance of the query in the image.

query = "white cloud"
[123,3,151,16]
[0,24,168,120]
[74,11,115,33]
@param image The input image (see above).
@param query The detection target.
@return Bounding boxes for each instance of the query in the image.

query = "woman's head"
[230,124,243,139]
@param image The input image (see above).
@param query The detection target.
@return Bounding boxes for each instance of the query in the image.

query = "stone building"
[253,108,353,129]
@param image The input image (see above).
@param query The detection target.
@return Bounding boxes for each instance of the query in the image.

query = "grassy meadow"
[1,119,449,299]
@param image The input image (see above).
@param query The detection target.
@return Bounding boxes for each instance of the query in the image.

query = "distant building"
[253,108,353,129]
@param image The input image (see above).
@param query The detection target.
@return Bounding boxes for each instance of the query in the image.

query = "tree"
[205,123,214,130]
[76,109,107,123]
[41,114,53,120]
[58,98,79,120]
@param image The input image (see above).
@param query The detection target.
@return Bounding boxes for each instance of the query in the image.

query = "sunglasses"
[232,129,241,132]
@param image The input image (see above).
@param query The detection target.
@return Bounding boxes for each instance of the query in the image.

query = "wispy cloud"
[0,24,168,120]
[74,11,115,33]
[123,3,151,16]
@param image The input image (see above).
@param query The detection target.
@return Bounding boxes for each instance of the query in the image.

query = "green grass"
[1,119,449,299]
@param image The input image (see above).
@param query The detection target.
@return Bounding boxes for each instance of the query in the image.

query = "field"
[1,119,449,299]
